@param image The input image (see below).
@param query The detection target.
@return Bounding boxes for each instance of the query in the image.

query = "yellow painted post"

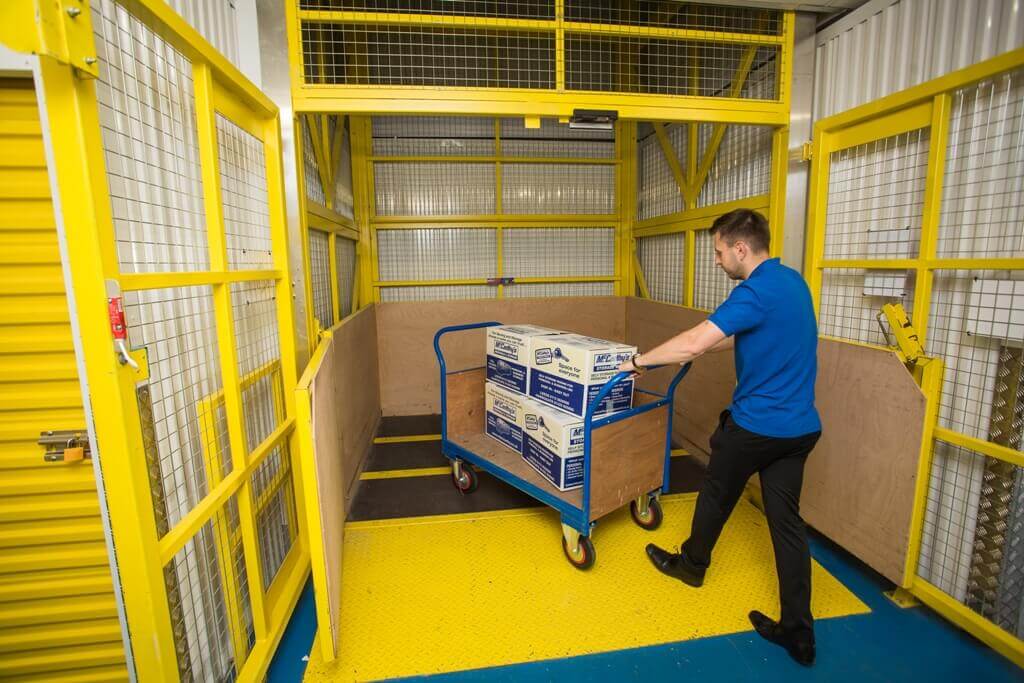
[686,124,698,210]
[495,119,504,298]
[350,116,379,303]
[555,0,565,91]
[618,121,637,296]
[193,62,269,639]
[768,125,789,259]
[803,127,830,315]
[34,53,180,678]
[902,357,944,586]
[328,233,341,324]
[911,94,950,346]
[293,114,319,353]
[685,230,696,307]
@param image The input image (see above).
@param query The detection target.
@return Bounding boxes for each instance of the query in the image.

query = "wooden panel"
[445,368,486,441]
[308,305,381,651]
[588,406,668,520]
[801,339,926,584]
[376,297,626,416]
[625,297,735,457]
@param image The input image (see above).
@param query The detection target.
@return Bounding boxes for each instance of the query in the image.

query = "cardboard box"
[522,398,586,491]
[486,324,564,395]
[484,381,527,453]
[528,334,637,418]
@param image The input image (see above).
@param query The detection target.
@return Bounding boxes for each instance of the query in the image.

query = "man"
[619,209,821,666]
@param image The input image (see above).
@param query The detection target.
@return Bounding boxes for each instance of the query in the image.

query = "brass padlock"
[62,446,85,463]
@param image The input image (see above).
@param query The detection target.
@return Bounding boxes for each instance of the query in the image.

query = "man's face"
[713,232,746,281]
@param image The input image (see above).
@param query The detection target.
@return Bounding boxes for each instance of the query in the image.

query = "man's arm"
[708,335,735,353]
[619,320,727,372]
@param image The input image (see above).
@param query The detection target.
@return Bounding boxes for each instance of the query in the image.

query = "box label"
[487,356,527,394]
[523,436,584,490]
[529,368,634,417]
[486,412,523,453]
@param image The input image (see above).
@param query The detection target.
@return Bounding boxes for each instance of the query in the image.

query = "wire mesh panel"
[565,36,778,99]
[500,117,614,158]
[301,23,556,88]
[92,0,208,273]
[308,230,334,328]
[380,284,496,301]
[502,227,615,277]
[336,237,357,318]
[505,282,614,297]
[301,118,326,204]
[377,228,496,280]
[927,270,1024,441]
[164,495,252,680]
[823,129,930,261]
[939,68,1024,259]
[374,162,495,215]
[299,1,555,19]
[817,268,916,347]
[637,233,685,305]
[217,116,274,270]
[693,229,738,311]
[251,445,298,589]
[124,286,228,529]
[501,163,615,214]
[918,439,1024,639]
[697,123,773,207]
[564,1,782,34]
[372,116,495,156]
[637,129,683,220]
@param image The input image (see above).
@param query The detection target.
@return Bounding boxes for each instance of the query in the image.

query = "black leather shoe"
[645,544,704,587]
[749,610,816,666]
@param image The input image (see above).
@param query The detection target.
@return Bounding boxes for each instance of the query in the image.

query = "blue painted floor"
[268,533,1023,682]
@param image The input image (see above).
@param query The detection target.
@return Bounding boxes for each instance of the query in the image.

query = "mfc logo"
[570,426,584,439]
[494,398,516,420]
[493,340,518,360]
[594,353,613,364]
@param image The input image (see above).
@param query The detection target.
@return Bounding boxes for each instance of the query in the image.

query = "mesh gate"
[805,52,1024,665]
[36,0,304,677]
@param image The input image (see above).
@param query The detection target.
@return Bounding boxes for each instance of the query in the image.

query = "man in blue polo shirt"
[619,209,821,666]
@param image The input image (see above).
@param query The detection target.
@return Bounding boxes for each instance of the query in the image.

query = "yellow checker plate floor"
[305,494,869,681]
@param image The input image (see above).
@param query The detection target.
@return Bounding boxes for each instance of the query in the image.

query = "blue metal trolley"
[434,322,691,569]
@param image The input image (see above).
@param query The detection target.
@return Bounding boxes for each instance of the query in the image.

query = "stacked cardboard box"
[483,325,636,491]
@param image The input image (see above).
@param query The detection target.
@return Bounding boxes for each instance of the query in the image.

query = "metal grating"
[502,227,615,278]
[377,228,496,280]
[501,163,615,214]
[817,268,916,347]
[823,129,930,261]
[637,233,685,305]
[697,123,773,207]
[124,286,228,530]
[301,23,555,88]
[93,0,208,273]
[637,129,683,220]
[336,236,358,318]
[564,1,782,34]
[251,444,299,590]
[693,228,738,311]
[302,118,326,205]
[334,117,355,219]
[165,495,252,680]
[926,270,1024,442]
[374,162,495,215]
[504,282,614,297]
[373,116,495,156]
[217,115,274,271]
[299,1,555,19]
[565,37,778,99]
[939,68,1024,259]
[380,284,496,301]
[308,230,334,328]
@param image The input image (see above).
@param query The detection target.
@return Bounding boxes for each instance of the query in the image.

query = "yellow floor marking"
[305,497,868,681]
[359,466,452,480]
[373,434,441,444]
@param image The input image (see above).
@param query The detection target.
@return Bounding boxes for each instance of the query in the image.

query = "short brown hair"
[710,209,770,254]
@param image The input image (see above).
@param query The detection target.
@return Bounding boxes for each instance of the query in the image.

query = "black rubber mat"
[363,440,447,472]
[377,414,442,437]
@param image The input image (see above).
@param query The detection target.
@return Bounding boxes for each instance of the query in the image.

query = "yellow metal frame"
[25,0,306,678]
[804,47,1024,668]
[285,5,794,125]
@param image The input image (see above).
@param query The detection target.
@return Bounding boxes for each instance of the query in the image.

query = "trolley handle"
[434,321,503,442]
[584,362,692,421]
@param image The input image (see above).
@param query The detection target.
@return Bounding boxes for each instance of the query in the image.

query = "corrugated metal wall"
[167,0,240,70]
[0,80,127,681]
[814,0,1024,120]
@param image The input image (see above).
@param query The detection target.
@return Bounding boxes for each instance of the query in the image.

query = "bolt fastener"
[67,7,82,18]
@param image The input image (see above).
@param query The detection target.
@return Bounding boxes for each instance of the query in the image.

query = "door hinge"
[0,0,99,78]
[801,141,813,162]
[39,429,92,463]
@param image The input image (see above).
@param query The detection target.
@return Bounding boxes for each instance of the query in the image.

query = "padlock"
[62,446,86,462]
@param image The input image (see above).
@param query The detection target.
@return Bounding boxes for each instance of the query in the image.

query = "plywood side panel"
[589,406,667,520]
[801,340,926,584]
[377,297,626,416]
[625,298,736,457]
[445,368,486,441]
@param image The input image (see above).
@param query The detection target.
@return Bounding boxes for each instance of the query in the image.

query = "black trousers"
[682,410,821,635]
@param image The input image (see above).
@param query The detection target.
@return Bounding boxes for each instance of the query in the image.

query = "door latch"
[39,430,91,463]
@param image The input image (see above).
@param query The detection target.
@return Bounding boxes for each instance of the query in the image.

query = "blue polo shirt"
[707,258,821,438]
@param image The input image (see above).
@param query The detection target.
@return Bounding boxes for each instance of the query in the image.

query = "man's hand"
[618,355,644,375]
